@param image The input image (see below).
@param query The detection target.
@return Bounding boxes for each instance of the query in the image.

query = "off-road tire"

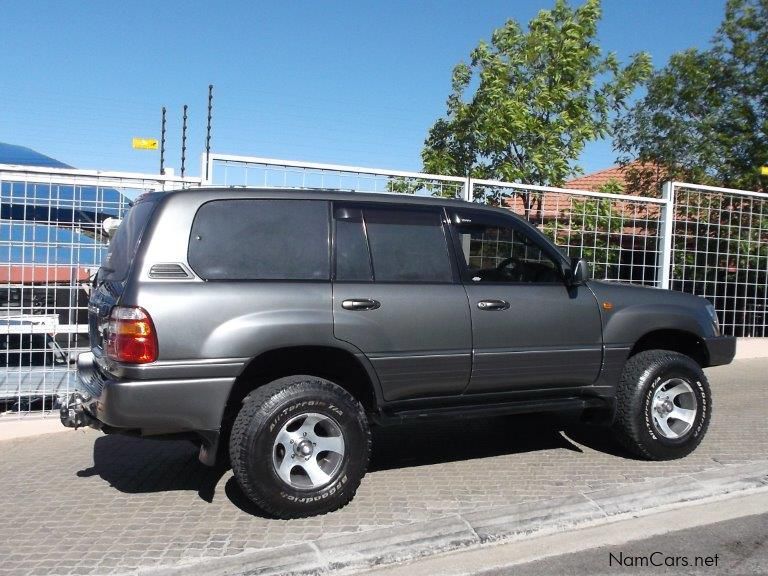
[612,350,711,460]
[229,375,371,518]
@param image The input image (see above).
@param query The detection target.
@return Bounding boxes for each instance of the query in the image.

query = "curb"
[734,337,768,360]
[0,414,71,442]
[146,460,768,576]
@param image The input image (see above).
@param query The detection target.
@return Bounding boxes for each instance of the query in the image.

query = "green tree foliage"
[384,176,467,198]
[615,0,768,327]
[422,0,651,209]
[385,178,434,195]
[614,0,768,192]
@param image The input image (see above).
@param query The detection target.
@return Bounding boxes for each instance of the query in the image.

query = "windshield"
[100,199,157,282]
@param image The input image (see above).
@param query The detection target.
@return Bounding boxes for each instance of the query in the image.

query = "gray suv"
[61,189,736,518]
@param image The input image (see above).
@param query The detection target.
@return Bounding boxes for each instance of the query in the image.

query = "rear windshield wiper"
[93,266,115,288]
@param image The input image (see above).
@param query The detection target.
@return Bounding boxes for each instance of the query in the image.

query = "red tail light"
[106,306,158,364]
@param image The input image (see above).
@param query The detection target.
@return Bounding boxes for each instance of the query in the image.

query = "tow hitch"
[60,393,99,429]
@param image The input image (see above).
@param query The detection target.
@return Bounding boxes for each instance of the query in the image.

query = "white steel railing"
[0,164,201,417]
[2,154,766,419]
[204,153,469,199]
[669,181,768,337]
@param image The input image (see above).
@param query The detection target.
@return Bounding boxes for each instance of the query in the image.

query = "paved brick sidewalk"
[0,359,766,576]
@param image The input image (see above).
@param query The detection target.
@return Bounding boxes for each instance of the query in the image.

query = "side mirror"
[567,257,590,287]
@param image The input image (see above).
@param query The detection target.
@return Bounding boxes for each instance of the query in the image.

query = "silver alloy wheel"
[651,378,698,439]
[272,412,345,490]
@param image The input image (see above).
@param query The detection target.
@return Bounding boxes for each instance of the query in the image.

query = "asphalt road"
[481,513,768,576]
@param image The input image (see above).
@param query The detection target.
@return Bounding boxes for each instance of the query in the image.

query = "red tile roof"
[565,165,629,191]
[565,161,664,193]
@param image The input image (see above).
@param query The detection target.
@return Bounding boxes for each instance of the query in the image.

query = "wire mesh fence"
[206,154,468,199]
[207,156,767,336]
[0,165,200,418]
[470,181,667,286]
[208,156,667,286]
[1,155,766,419]
[671,183,768,337]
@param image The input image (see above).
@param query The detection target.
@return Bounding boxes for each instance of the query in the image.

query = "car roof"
[152,187,525,221]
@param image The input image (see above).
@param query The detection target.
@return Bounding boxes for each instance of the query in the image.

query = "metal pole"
[160,107,166,175]
[181,104,188,177]
[205,85,213,182]
[657,181,676,289]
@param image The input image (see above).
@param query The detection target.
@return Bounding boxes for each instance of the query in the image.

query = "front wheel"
[612,350,711,460]
[229,375,371,518]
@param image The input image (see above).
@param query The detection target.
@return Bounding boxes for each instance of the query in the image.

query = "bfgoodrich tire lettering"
[612,350,711,460]
[229,375,371,519]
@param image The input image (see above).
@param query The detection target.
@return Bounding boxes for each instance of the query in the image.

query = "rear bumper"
[704,336,737,367]
[63,352,233,464]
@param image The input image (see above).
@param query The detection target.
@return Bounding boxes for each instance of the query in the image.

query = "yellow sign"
[132,138,158,150]
[760,166,768,176]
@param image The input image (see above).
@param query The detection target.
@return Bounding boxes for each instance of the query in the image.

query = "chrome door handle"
[342,298,381,311]
[477,299,509,311]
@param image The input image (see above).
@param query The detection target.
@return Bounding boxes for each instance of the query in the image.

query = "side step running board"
[376,396,608,426]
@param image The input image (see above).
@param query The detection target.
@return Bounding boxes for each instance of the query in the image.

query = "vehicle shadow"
[561,423,630,458]
[76,413,629,517]
[368,412,586,472]
[76,435,228,504]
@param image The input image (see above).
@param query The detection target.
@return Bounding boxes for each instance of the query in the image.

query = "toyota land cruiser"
[61,189,735,518]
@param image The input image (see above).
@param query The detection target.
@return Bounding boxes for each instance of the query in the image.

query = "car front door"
[332,203,472,402]
[449,208,603,394]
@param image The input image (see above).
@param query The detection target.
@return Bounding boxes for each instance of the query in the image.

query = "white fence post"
[464,177,473,202]
[200,154,210,186]
[657,181,676,290]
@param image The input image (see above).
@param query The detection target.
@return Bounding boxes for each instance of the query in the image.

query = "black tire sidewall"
[636,357,710,458]
[242,383,368,515]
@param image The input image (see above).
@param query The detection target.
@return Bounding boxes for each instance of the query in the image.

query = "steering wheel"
[496,256,521,280]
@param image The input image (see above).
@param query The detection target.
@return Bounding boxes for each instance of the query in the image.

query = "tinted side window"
[364,207,452,283]
[334,207,372,281]
[188,199,329,280]
[454,214,562,283]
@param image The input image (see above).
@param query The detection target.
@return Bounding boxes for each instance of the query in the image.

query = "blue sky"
[0,0,727,179]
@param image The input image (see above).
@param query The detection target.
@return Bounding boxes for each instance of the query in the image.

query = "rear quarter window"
[188,199,330,281]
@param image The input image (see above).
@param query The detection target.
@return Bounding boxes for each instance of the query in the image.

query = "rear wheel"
[612,350,711,460]
[229,375,371,518]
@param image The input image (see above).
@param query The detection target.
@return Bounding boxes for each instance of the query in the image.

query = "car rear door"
[448,208,603,393]
[331,203,472,402]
